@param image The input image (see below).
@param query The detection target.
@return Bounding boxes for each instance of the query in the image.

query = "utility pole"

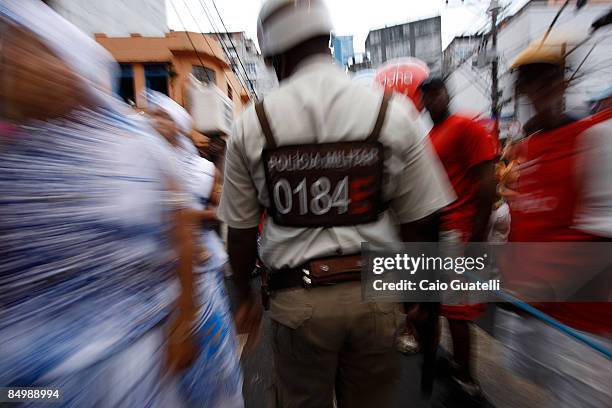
[489,0,501,136]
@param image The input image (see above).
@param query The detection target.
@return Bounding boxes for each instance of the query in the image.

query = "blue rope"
[464,271,612,359]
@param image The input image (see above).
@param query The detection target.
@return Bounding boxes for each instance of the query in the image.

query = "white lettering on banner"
[310,178,332,215]
[381,70,413,88]
[512,191,559,213]
[267,147,379,172]
[272,176,351,216]
[294,179,308,215]
[273,179,292,214]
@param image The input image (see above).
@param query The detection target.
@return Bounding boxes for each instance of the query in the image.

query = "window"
[117,63,135,104]
[192,65,216,85]
[144,64,168,96]
[227,84,233,100]
[246,62,256,75]
[369,31,380,45]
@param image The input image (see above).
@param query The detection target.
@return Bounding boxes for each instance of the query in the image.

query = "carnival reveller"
[419,77,498,398]
[146,91,244,408]
[0,1,196,406]
[499,39,612,408]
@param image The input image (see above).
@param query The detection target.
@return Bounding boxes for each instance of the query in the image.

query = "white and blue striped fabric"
[1,1,187,406]
[0,107,184,407]
[2,1,243,405]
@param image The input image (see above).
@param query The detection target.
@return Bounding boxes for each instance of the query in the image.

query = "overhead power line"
[208,0,257,96]
[175,0,250,101]
[195,0,254,95]
[169,0,213,84]
[568,40,598,83]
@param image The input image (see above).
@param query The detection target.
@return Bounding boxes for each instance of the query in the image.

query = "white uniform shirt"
[219,56,454,268]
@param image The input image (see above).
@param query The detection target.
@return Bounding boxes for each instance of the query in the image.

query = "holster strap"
[268,254,362,291]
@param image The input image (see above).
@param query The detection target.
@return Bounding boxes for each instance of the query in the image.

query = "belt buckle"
[301,268,312,288]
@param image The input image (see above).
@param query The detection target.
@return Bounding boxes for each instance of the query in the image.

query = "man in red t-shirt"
[419,78,498,395]
[500,45,612,407]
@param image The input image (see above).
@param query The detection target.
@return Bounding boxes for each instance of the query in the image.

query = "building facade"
[52,0,249,112]
[51,0,167,37]
[348,53,373,73]
[332,35,355,68]
[95,32,249,111]
[365,16,443,74]
[444,0,612,133]
[216,32,278,98]
[442,35,484,76]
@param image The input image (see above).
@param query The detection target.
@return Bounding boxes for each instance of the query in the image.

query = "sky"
[166,0,530,54]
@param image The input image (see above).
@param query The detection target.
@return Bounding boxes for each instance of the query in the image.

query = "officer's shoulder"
[340,81,418,121]
[386,93,422,122]
[381,93,424,143]
[237,86,291,123]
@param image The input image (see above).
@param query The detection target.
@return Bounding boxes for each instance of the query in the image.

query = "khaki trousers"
[267,281,404,408]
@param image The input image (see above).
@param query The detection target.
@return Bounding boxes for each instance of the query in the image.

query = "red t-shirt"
[428,114,498,236]
[509,113,612,335]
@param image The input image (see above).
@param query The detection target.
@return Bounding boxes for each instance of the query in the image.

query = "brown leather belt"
[268,254,362,291]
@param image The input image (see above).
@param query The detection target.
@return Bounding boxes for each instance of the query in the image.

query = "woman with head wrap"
[1,1,197,406]
[146,91,244,408]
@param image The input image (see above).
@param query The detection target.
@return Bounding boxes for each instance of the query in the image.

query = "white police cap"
[257,0,334,58]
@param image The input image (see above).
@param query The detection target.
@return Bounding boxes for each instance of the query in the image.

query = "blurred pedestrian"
[419,77,498,398]
[0,1,197,406]
[146,91,244,408]
[498,39,612,408]
[219,1,454,407]
[191,130,227,171]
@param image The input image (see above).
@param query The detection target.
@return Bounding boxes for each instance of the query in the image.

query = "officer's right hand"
[235,295,263,353]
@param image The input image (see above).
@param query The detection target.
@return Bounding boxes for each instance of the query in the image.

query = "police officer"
[218,1,454,407]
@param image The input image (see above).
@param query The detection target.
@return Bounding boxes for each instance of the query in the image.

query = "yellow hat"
[510,39,567,69]
[510,28,583,69]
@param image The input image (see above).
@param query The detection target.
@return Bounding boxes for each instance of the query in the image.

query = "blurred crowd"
[1,1,610,408]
